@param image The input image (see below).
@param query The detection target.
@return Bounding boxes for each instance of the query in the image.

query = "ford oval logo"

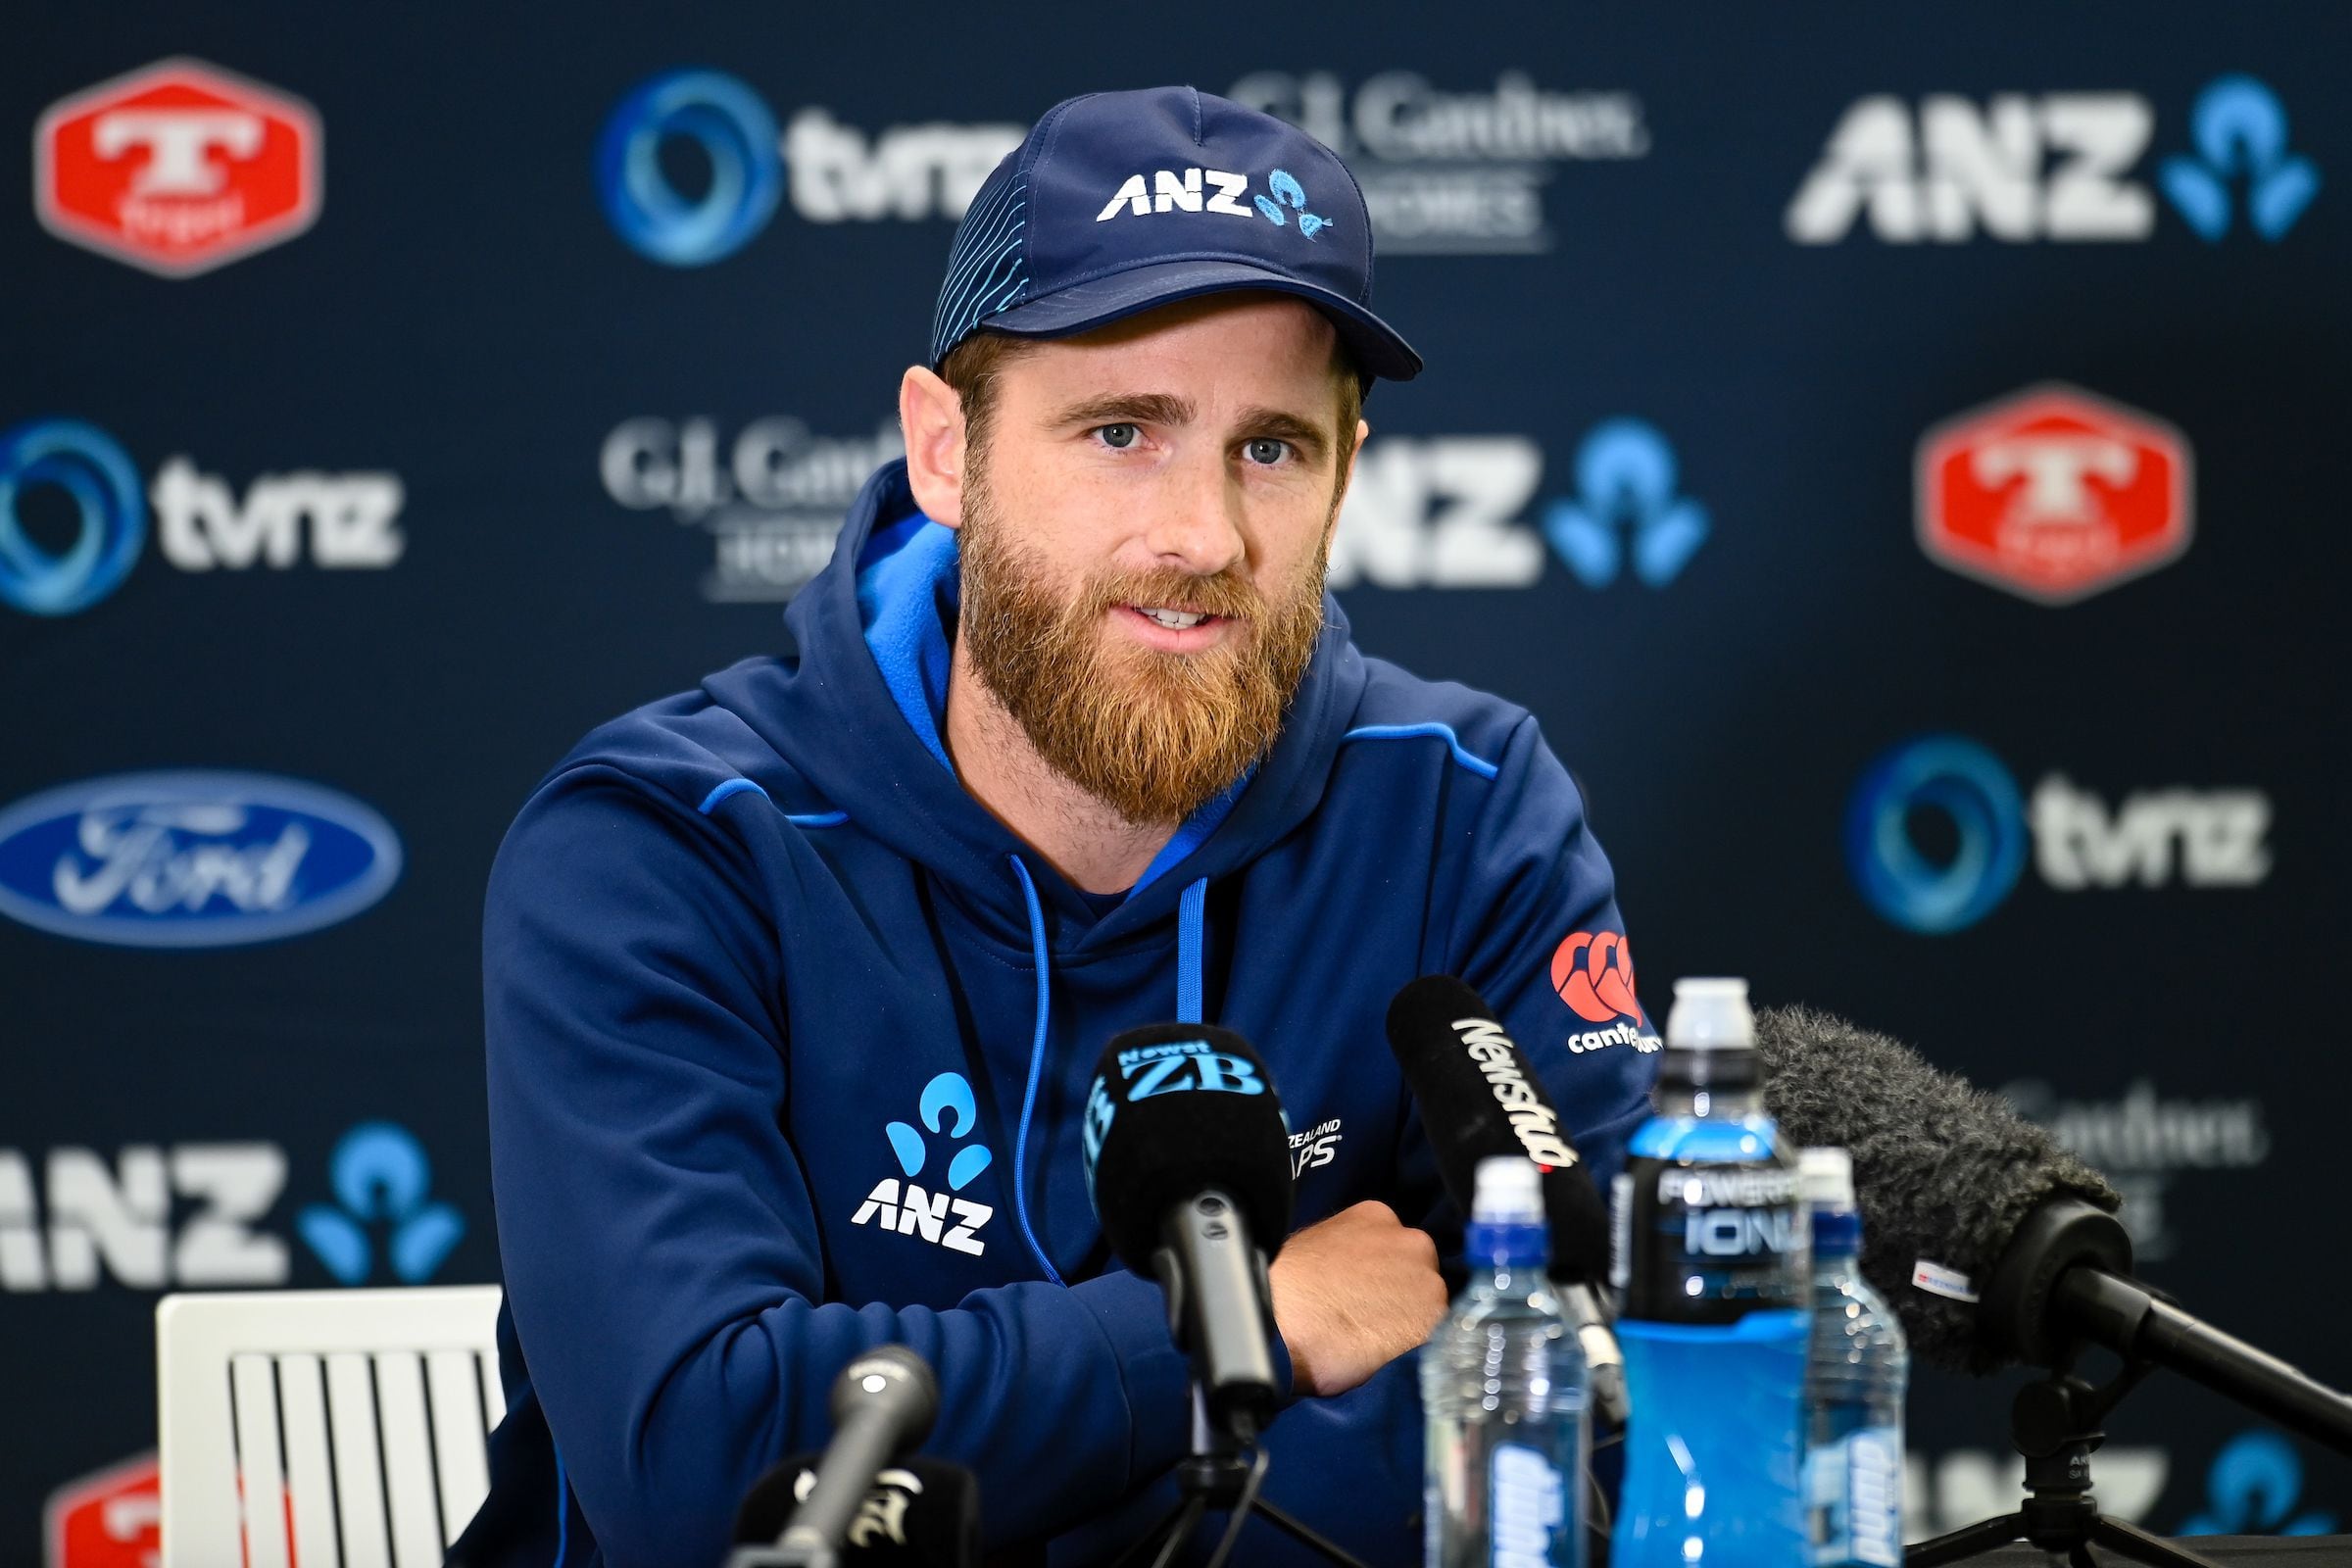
[0,771,402,948]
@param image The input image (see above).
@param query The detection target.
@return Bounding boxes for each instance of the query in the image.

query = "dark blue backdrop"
[6,5,2346,1561]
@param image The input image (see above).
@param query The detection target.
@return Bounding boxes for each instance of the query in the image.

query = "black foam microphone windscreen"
[1752,1004,2120,1375]
[1083,1022,1295,1271]
[1384,974,1614,1282]
[733,1454,979,1564]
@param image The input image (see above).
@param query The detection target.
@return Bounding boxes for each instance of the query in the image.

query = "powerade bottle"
[1800,1148,1908,1568]
[1610,978,1810,1566]
[1422,1156,1589,1568]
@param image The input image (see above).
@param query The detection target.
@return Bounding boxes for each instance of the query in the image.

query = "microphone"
[1083,1022,1294,1442]
[1753,1004,2352,1453]
[1383,974,1629,1427]
[730,1455,978,1567]
[728,1346,944,1568]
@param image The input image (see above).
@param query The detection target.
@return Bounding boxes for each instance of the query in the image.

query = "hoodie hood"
[724,457,1369,947]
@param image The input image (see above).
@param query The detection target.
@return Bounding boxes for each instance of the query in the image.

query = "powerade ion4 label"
[1613,1159,1805,1321]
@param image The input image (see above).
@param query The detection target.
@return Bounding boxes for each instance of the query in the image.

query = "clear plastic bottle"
[1611,977,1811,1567]
[1800,1148,1908,1568]
[1423,1156,1589,1568]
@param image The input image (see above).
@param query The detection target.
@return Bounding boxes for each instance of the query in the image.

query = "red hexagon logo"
[35,58,322,277]
[1916,383,2193,606]
[43,1451,159,1568]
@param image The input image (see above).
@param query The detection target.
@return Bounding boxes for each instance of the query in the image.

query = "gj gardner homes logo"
[35,58,323,276]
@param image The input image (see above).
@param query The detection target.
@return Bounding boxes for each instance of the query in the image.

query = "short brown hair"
[938,322,1366,471]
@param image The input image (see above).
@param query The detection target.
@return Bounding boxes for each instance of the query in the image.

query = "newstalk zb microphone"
[1084,1021,1293,1441]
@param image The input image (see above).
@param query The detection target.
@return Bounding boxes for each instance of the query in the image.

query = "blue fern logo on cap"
[1254,169,1331,239]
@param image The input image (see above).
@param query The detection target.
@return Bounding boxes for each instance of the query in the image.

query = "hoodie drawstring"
[1004,861,1213,1286]
[1175,876,1206,1024]
[1006,856,1066,1286]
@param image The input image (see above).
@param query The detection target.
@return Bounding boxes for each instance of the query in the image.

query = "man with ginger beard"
[458,87,1659,1568]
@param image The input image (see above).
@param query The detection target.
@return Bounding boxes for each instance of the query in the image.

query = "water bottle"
[1610,977,1811,1566]
[1800,1148,1908,1567]
[1422,1155,1590,1568]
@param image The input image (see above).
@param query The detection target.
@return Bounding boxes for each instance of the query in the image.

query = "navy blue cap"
[930,86,1421,381]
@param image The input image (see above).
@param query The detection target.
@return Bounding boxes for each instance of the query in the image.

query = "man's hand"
[1269,1200,1447,1397]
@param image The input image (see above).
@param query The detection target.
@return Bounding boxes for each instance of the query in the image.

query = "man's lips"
[1110,603,1239,652]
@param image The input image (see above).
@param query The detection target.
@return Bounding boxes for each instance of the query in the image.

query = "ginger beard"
[956,462,1332,826]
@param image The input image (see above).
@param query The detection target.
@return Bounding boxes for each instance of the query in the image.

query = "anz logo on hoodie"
[850,1072,995,1256]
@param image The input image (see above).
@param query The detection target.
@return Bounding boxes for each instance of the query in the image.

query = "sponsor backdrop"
[4,4,2345,1560]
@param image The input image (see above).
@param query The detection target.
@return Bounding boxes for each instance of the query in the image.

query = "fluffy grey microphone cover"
[1753,1004,2121,1375]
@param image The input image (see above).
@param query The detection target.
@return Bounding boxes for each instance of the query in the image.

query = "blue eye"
[1097,423,1139,449]
[1244,438,1289,466]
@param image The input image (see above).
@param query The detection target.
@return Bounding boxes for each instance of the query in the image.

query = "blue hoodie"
[454,459,1659,1568]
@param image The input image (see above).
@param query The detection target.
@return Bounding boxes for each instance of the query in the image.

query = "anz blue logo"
[2161,75,2321,242]
[0,771,403,948]
[1542,419,1708,589]
[2180,1431,2335,1537]
[851,1072,995,1256]
[297,1123,465,1286]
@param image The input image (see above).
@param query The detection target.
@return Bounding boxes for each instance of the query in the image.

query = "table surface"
[1961,1538,2352,1564]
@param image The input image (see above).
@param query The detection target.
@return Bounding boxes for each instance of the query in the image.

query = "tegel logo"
[0,1142,287,1292]
[600,415,901,602]
[595,69,1021,264]
[1845,736,2271,933]
[1787,75,2316,245]
[0,771,403,948]
[2162,77,2321,242]
[34,57,323,276]
[297,1122,464,1285]
[1229,70,1649,255]
[0,417,405,615]
[44,1450,162,1568]
[851,1072,995,1256]
[1918,385,2190,606]
[1542,419,1709,589]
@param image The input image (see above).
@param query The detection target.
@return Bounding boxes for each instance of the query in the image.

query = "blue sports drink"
[1610,978,1810,1567]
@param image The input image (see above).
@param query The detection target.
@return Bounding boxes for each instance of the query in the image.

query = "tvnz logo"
[850,1073,995,1256]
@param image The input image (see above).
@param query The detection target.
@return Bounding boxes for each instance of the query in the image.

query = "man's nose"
[1137,453,1248,577]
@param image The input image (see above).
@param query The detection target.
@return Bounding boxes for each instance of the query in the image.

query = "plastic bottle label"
[1488,1443,1569,1568]
[1807,1426,1903,1568]
[1620,1155,1807,1320]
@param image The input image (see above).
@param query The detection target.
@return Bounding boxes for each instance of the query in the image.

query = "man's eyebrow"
[1046,392,1195,428]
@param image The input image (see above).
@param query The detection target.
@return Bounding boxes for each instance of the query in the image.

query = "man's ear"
[900,366,967,528]
[1325,416,1370,548]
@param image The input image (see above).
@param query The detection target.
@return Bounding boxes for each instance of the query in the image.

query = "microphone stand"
[1904,1348,2220,1568]
[1106,1390,1370,1568]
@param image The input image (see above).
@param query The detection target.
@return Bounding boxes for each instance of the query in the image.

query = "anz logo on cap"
[1095,166,1332,239]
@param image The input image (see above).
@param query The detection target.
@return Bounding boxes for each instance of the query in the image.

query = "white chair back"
[157,1285,505,1568]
